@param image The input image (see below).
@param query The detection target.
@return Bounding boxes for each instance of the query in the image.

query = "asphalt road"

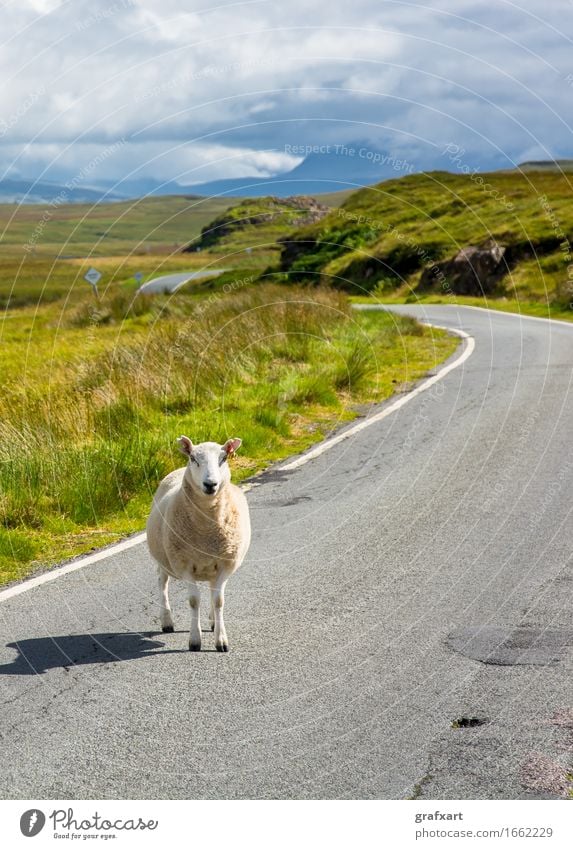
[138,269,224,294]
[1,305,572,800]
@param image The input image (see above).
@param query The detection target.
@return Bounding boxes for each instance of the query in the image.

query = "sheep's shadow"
[0,631,187,675]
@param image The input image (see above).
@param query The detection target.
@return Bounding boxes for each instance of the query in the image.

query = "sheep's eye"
[190,455,199,466]
[219,454,227,466]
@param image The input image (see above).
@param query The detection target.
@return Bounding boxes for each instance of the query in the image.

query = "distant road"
[138,269,225,294]
[1,305,572,799]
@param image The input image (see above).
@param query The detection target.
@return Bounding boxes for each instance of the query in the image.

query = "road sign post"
[84,267,102,300]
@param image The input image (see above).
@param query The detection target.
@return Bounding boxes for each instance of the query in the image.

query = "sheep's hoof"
[189,642,202,652]
[216,643,229,653]
[162,625,174,633]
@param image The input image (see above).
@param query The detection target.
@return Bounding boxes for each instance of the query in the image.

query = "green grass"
[279,169,573,309]
[0,195,236,257]
[186,196,330,254]
[0,283,457,585]
[0,243,280,310]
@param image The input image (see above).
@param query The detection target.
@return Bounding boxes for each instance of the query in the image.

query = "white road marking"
[442,303,573,327]
[357,302,573,327]
[0,316,474,601]
[0,534,146,602]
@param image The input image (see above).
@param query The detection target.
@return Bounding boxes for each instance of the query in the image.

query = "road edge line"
[0,534,147,602]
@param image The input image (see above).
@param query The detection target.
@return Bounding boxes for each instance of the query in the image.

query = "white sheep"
[146,436,251,652]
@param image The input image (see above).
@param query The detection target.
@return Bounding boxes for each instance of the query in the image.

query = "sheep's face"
[177,437,241,497]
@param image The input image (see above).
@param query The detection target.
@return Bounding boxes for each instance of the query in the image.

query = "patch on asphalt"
[520,751,573,798]
[446,625,573,666]
[277,495,312,507]
[451,716,489,728]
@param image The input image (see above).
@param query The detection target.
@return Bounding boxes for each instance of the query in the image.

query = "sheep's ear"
[223,437,242,456]
[177,436,194,456]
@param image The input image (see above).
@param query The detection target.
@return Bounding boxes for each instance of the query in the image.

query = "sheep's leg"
[211,575,229,652]
[158,569,174,633]
[188,581,202,651]
[209,595,215,632]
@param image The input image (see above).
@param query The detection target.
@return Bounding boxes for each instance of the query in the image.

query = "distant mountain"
[98,143,416,200]
[186,142,416,197]
[0,145,397,204]
[517,159,573,172]
[96,176,194,199]
[0,178,125,204]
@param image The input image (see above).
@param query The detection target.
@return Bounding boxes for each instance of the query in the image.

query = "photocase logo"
[20,809,46,837]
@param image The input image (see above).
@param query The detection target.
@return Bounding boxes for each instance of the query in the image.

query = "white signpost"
[84,267,102,299]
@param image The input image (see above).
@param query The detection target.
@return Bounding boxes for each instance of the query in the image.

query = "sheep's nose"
[203,481,217,494]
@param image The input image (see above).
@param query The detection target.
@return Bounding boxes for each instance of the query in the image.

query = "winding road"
[1,305,572,800]
[137,269,225,294]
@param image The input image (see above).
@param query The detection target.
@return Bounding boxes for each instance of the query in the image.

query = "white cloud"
[1,0,572,183]
[23,0,62,13]
[4,137,301,186]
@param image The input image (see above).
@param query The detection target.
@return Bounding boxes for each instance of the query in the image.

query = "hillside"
[278,170,573,308]
[517,159,573,173]
[0,195,238,258]
[184,195,330,253]
[179,142,399,197]
[0,178,125,205]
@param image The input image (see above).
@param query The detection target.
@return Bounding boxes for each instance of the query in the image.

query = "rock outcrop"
[420,240,507,295]
[184,196,329,252]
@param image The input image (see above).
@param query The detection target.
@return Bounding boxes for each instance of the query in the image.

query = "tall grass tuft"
[0,286,348,532]
[68,291,155,327]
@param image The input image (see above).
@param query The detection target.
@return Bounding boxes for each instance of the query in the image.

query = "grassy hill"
[0,195,240,257]
[278,170,573,309]
[516,160,573,173]
[0,190,349,258]
[184,195,330,253]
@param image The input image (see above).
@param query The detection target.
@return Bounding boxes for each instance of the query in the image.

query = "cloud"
[1,0,572,184]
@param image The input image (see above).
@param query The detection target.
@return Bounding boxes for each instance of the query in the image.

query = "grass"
[0,195,236,257]
[6,165,572,593]
[279,169,573,310]
[0,248,275,310]
[186,196,330,255]
[0,283,457,585]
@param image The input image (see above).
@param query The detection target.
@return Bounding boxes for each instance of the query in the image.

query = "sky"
[1,0,573,188]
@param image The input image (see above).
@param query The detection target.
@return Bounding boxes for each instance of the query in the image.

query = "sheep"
[146,436,251,652]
